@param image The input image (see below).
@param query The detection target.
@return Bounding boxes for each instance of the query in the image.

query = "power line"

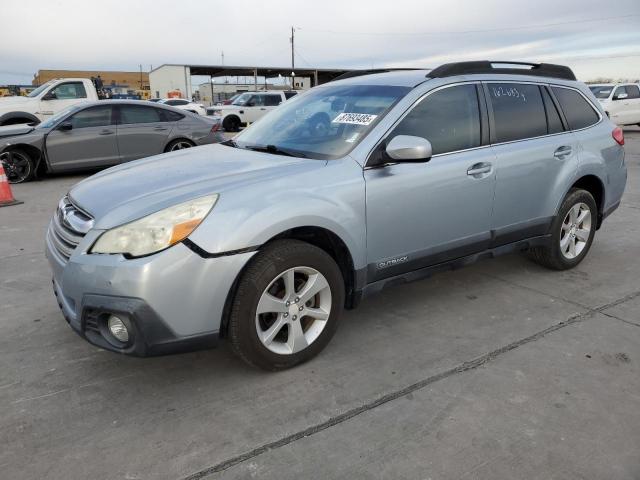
[299,14,640,37]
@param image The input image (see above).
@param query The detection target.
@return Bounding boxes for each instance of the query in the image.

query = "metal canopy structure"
[152,64,353,88]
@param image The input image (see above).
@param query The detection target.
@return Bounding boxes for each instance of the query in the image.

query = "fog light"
[107,315,129,343]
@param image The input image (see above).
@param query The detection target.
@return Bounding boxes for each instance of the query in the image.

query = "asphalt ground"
[1,128,639,479]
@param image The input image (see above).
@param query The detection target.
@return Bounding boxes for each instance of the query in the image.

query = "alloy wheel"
[170,141,193,151]
[1,151,31,183]
[255,266,332,355]
[560,202,592,259]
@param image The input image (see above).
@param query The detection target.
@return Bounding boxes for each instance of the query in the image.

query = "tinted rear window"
[551,87,600,130]
[489,83,547,143]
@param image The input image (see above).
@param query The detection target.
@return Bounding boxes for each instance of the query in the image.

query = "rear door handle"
[260,107,267,110]
[554,146,572,159]
[99,129,114,136]
[153,126,168,131]
[467,162,492,177]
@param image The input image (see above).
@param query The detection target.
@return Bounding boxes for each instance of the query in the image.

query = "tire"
[165,139,195,152]
[2,149,35,183]
[229,239,345,370]
[528,188,597,270]
[223,115,240,132]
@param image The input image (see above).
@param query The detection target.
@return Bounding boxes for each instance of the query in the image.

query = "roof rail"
[331,68,423,82]
[427,61,576,81]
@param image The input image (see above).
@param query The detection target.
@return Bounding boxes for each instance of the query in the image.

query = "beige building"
[33,69,149,89]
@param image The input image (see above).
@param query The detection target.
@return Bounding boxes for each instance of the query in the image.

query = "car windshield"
[27,81,55,98]
[36,105,81,129]
[233,84,411,160]
[232,93,253,106]
[589,86,613,99]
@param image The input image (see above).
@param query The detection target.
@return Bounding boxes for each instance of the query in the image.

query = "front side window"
[69,106,113,128]
[489,83,547,143]
[234,84,410,160]
[390,84,481,155]
[51,82,87,100]
[620,85,640,99]
[551,87,600,130]
[248,95,266,107]
[119,105,162,124]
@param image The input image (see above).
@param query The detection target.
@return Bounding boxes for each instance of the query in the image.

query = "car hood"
[69,143,325,229]
[0,124,36,138]
[0,96,34,108]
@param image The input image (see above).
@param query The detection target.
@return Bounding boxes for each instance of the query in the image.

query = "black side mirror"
[246,102,255,107]
[42,91,57,100]
[58,122,72,131]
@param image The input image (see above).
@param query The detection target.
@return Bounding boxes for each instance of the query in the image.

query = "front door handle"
[99,130,114,136]
[467,162,492,177]
[260,107,267,110]
[554,146,572,159]
[153,126,168,131]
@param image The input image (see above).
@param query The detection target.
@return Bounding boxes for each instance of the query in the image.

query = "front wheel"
[528,188,597,270]
[2,149,35,183]
[166,139,195,152]
[229,240,345,370]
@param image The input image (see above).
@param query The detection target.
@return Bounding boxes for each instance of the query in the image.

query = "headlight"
[91,194,218,257]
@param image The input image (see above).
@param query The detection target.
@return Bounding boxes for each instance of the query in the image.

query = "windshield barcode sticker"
[332,113,378,125]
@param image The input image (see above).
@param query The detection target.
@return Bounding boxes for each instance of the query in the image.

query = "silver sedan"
[0,100,225,183]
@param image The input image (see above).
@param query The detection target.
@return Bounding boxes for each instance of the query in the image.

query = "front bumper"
[46,223,256,356]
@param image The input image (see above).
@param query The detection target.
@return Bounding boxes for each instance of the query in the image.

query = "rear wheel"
[528,188,597,270]
[2,149,35,183]
[229,239,345,370]
[223,115,240,132]
[166,139,195,152]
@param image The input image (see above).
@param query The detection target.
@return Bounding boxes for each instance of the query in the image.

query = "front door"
[45,104,119,170]
[364,83,496,282]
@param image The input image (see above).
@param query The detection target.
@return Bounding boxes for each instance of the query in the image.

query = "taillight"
[211,123,220,133]
[612,126,624,145]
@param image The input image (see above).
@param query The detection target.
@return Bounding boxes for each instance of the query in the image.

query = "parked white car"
[0,78,99,126]
[589,83,640,126]
[157,98,207,116]
[207,91,298,131]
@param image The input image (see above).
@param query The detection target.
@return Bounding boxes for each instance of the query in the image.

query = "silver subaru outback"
[46,61,627,370]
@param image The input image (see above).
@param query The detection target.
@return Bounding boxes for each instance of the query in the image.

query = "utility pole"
[139,64,143,90]
[221,50,224,66]
[290,26,295,89]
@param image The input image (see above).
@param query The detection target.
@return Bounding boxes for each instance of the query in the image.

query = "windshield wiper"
[244,144,306,158]
[221,139,239,148]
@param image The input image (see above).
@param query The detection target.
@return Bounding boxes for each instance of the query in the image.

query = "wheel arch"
[218,225,360,338]
[0,111,40,126]
[570,174,605,228]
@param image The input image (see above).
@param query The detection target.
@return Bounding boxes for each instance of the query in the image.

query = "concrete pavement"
[1,130,639,480]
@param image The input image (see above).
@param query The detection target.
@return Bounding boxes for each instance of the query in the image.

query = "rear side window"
[161,109,184,122]
[284,91,298,99]
[391,84,481,155]
[541,87,564,134]
[264,95,281,106]
[551,87,600,130]
[69,105,113,128]
[119,105,163,124]
[489,83,547,143]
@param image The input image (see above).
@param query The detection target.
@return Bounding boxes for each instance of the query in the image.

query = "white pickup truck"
[0,78,100,126]
[206,90,297,131]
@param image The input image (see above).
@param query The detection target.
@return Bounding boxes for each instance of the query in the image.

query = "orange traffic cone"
[0,163,23,207]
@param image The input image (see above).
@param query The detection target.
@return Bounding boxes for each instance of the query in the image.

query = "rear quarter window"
[551,87,600,130]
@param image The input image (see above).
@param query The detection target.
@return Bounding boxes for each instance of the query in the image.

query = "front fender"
[187,158,367,269]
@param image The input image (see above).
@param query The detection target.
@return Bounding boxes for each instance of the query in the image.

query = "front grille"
[48,196,93,262]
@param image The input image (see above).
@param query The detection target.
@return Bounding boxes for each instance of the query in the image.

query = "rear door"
[487,82,579,244]
[116,104,173,162]
[45,104,119,170]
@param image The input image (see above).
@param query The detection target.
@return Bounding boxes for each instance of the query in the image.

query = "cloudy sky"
[1,0,639,85]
